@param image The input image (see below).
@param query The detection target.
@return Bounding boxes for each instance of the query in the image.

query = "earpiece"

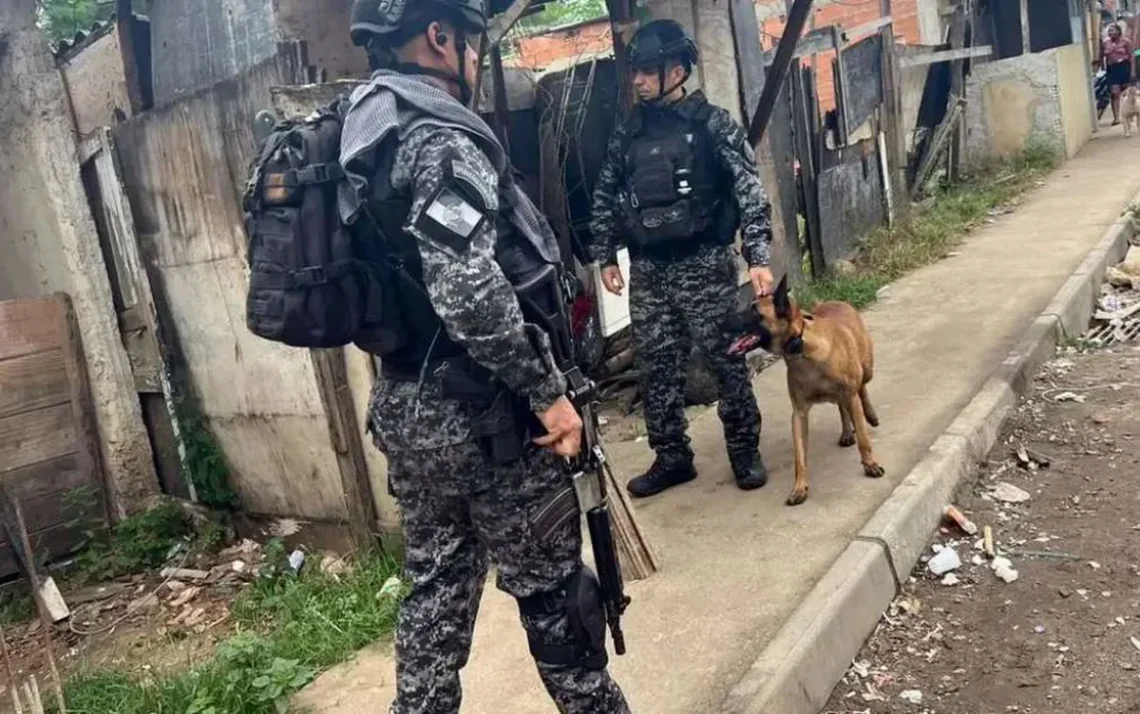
[435,30,449,45]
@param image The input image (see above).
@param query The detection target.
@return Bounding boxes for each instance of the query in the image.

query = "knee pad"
[517,567,608,670]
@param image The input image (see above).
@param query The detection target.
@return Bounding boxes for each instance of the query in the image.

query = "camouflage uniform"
[363,121,630,714]
[589,91,772,475]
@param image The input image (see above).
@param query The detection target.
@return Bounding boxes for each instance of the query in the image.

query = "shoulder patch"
[451,157,498,212]
[413,161,492,254]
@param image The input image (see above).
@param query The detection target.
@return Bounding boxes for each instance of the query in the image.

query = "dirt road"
[824,339,1140,714]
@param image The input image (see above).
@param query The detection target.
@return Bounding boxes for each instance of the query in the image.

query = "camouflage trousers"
[386,441,631,714]
[629,245,761,464]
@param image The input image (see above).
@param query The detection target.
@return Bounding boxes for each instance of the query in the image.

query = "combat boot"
[627,456,697,498]
[730,450,768,491]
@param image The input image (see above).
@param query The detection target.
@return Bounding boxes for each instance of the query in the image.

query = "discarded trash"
[1054,392,1087,403]
[267,518,305,538]
[160,568,209,581]
[928,547,962,575]
[1130,636,1140,653]
[378,575,403,601]
[972,554,985,566]
[1014,445,1051,469]
[169,586,201,609]
[288,550,305,573]
[850,660,871,678]
[944,505,978,535]
[941,573,961,586]
[991,482,1032,504]
[1090,561,1103,570]
[899,689,923,704]
[1034,625,1046,634]
[992,556,1019,583]
[984,526,996,558]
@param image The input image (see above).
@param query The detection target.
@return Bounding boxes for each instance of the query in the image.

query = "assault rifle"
[516,265,631,656]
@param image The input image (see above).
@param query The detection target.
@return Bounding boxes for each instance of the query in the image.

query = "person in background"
[1103,23,1133,126]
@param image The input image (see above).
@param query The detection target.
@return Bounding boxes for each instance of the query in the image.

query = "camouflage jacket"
[588,91,773,268]
[364,123,568,454]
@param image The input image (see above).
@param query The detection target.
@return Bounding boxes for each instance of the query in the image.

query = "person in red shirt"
[1103,23,1133,125]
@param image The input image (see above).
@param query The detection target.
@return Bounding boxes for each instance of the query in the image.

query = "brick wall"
[508,18,613,70]
[756,0,932,111]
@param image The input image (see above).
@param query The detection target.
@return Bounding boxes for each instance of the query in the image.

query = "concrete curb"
[721,208,1137,714]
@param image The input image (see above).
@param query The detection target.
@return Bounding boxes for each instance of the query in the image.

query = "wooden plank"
[0,524,89,580]
[310,348,377,547]
[832,25,851,145]
[1019,0,1031,55]
[0,351,69,420]
[0,300,63,362]
[55,294,108,524]
[879,26,907,220]
[748,0,818,146]
[730,0,767,124]
[911,99,965,200]
[0,454,88,506]
[0,406,78,475]
[792,66,825,275]
[899,45,993,67]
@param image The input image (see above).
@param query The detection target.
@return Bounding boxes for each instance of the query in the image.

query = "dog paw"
[786,488,809,506]
[838,433,856,448]
[866,415,880,428]
[863,462,885,479]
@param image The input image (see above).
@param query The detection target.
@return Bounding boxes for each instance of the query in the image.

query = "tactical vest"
[351,137,564,381]
[620,96,737,257]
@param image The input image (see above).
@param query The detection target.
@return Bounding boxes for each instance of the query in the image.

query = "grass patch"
[62,549,404,714]
[0,589,35,627]
[69,500,194,584]
[797,146,1060,310]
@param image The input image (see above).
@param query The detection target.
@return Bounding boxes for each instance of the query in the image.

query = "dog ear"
[774,275,792,319]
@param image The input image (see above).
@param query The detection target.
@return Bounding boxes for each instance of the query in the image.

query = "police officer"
[341,1,631,712]
[589,19,774,498]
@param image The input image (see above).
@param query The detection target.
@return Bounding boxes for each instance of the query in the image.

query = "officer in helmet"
[589,19,774,498]
[342,1,631,712]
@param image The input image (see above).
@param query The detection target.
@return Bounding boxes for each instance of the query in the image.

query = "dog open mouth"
[727,333,763,356]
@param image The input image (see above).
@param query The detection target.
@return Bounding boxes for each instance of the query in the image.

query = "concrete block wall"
[150,0,369,107]
[0,0,159,517]
[965,44,1092,164]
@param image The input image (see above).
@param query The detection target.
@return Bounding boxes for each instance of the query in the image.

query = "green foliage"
[797,146,1059,310]
[35,0,147,49]
[0,589,35,628]
[519,0,607,31]
[62,553,405,714]
[72,502,192,583]
[176,399,240,510]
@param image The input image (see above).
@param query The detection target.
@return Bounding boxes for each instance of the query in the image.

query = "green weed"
[71,502,192,583]
[61,551,405,714]
[175,398,239,510]
[798,146,1060,310]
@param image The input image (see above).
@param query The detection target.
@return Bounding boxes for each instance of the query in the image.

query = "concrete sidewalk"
[294,130,1140,713]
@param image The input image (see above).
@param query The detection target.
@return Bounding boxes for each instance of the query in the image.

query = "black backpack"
[243,99,372,348]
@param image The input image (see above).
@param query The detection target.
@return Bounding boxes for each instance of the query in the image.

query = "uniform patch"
[425,188,483,240]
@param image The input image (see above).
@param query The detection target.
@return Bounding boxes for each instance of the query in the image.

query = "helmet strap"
[394,28,472,105]
[649,62,692,104]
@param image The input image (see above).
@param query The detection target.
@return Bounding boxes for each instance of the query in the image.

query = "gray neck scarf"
[338,70,561,265]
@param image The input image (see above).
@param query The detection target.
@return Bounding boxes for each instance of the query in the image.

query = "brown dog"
[728,277,883,505]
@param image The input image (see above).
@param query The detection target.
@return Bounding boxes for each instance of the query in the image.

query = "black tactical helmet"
[350,0,487,47]
[628,19,699,71]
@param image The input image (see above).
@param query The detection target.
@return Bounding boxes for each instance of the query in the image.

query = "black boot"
[730,450,768,491]
[627,456,697,498]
